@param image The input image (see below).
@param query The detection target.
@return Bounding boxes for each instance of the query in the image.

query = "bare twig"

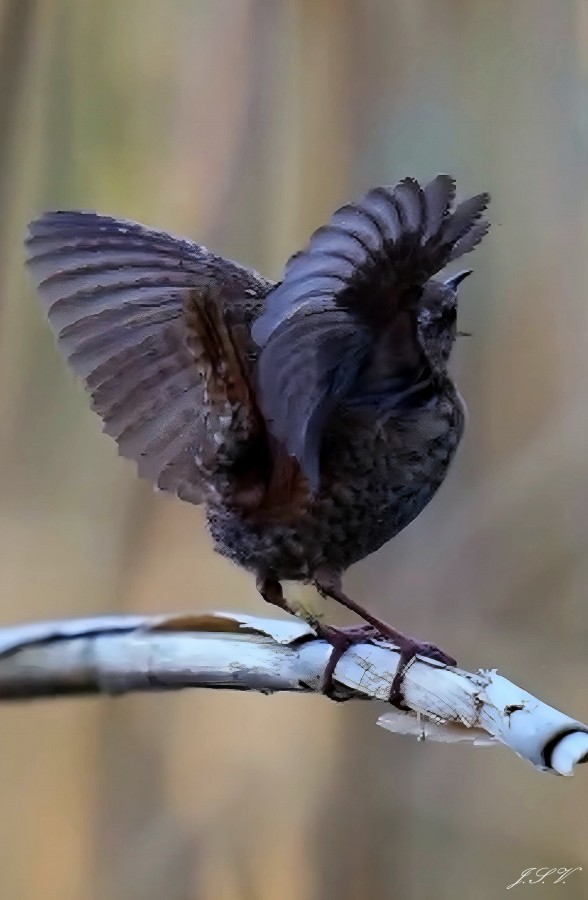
[0,610,586,776]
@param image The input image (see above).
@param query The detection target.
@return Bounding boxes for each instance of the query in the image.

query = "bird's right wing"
[252,175,490,487]
[26,211,272,505]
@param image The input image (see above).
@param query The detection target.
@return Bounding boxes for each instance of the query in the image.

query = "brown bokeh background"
[1,1,587,898]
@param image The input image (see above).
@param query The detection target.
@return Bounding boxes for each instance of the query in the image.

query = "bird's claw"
[389,636,456,710]
[314,620,456,706]
[313,623,380,700]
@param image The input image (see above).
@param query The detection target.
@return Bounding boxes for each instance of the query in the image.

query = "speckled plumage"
[207,384,465,581]
[26,175,489,695]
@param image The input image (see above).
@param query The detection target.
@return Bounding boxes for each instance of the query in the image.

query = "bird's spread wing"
[251,175,490,487]
[26,211,271,504]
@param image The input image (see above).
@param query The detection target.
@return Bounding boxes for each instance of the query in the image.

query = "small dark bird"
[26,174,490,704]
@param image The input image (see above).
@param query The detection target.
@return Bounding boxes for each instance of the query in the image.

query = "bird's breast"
[207,384,465,580]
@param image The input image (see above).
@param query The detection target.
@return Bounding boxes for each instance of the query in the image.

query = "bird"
[26,174,490,705]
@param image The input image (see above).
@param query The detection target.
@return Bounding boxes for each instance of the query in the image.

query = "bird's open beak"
[444,269,472,290]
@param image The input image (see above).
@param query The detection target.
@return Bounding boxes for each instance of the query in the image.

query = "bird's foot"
[384,632,456,711]
[314,621,455,707]
[257,573,456,707]
[312,571,456,708]
[312,622,380,700]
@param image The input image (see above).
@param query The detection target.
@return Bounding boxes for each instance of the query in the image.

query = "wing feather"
[27,211,271,504]
[252,175,490,483]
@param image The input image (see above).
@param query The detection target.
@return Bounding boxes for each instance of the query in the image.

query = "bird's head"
[416,269,471,372]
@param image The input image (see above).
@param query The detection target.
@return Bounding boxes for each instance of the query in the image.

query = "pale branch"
[0,611,586,776]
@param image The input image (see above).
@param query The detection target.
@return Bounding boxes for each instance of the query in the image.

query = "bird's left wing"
[251,175,489,488]
[26,211,272,504]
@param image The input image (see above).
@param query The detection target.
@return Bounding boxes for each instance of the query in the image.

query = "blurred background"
[0,1,587,898]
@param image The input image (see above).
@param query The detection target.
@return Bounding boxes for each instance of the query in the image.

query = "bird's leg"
[256,576,372,699]
[257,576,330,642]
[313,568,456,710]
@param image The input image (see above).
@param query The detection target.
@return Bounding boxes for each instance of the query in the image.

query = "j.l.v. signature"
[507,867,582,889]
